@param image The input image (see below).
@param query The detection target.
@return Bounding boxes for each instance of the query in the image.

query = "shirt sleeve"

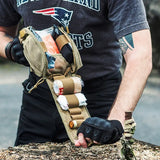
[107,0,149,39]
[0,0,21,26]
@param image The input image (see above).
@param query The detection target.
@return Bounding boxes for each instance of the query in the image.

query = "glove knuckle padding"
[5,36,29,66]
[77,117,124,144]
[93,129,102,142]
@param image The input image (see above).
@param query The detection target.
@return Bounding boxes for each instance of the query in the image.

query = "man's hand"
[5,37,29,66]
[75,117,124,148]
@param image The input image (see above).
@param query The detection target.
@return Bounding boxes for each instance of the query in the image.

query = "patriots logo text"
[33,7,73,29]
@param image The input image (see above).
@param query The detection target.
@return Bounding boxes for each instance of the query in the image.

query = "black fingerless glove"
[77,117,124,144]
[5,37,29,66]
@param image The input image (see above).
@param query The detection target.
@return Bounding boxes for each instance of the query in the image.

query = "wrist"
[108,107,125,127]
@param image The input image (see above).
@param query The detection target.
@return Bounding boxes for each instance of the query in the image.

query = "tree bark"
[0,139,159,160]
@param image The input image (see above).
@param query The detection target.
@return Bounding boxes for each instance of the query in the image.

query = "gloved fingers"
[12,44,23,54]
[99,132,112,144]
[19,57,30,66]
[106,120,124,144]
[12,38,24,55]
[92,129,102,143]
[11,49,22,59]
[78,123,101,143]
[98,125,121,144]
[107,128,121,144]
[110,120,124,134]
[83,126,94,139]
[5,36,29,67]
[11,50,26,64]
[84,127,105,144]
[10,42,29,66]
[78,117,124,145]
[10,42,23,59]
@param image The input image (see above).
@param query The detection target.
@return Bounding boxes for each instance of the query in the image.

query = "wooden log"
[0,139,159,160]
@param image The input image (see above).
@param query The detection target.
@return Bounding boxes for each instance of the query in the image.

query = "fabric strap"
[56,35,69,51]
[71,114,84,120]
[66,94,79,107]
[69,108,82,115]
[61,78,75,94]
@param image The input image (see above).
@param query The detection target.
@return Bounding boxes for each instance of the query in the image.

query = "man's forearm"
[0,25,18,58]
[108,29,152,126]
[0,32,13,58]
[108,58,152,125]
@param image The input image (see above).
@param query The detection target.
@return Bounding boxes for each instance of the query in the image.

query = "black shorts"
[15,71,121,146]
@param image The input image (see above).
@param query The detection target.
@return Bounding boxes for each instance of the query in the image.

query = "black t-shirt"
[0,0,149,80]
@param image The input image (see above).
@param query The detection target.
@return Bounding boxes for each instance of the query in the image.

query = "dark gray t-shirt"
[0,0,149,80]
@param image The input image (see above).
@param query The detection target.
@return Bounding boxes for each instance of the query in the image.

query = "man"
[0,0,152,148]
